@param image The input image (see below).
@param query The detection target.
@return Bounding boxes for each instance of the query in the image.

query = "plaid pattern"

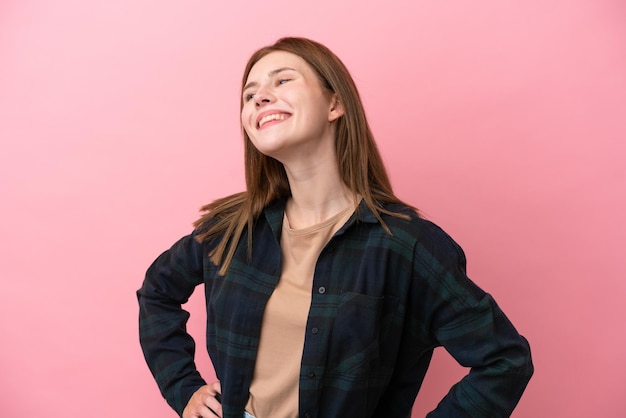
[138,199,533,418]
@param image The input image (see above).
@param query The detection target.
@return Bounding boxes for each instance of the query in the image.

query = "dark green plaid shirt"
[138,199,533,418]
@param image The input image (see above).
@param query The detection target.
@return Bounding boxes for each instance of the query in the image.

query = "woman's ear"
[328,94,345,122]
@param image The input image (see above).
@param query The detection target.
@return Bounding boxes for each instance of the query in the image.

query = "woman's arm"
[137,232,208,416]
[414,222,534,417]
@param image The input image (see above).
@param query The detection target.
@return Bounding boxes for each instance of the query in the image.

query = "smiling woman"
[137,37,533,418]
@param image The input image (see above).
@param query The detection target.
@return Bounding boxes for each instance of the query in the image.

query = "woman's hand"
[182,381,222,418]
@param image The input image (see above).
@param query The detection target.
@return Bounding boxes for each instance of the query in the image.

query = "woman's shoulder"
[381,202,465,257]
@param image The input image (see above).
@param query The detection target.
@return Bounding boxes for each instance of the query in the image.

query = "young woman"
[138,37,533,418]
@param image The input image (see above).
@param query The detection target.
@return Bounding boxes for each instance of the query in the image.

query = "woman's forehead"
[246,51,310,82]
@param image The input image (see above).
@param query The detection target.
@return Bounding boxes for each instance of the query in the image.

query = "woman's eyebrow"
[243,67,297,92]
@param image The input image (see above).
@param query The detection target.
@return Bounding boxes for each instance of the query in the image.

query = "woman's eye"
[244,93,255,102]
[278,78,291,85]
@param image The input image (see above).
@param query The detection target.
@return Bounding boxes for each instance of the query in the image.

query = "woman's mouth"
[257,112,291,129]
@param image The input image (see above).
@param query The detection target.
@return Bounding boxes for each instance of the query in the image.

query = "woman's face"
[241,51,343,163]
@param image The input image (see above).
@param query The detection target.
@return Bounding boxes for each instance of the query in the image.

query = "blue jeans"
[244,412,255,418]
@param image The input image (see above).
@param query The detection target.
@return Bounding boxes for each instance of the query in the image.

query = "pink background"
[1,0,625,416]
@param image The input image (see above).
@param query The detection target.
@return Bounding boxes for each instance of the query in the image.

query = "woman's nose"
[254,87,275,107]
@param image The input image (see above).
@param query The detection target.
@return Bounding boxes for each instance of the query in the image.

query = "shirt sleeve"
[414,222,534,418]
[137,232,207,416]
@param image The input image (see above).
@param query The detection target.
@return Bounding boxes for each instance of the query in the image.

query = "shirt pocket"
[325,292,398,379]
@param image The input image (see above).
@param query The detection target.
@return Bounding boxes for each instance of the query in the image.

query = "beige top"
[246,204,356,418]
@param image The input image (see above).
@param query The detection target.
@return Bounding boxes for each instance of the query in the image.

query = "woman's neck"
[283,160,355,230]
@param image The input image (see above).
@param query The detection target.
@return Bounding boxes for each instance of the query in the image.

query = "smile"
[257,112,290,129]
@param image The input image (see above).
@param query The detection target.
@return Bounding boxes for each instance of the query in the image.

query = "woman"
[138,37,533,418]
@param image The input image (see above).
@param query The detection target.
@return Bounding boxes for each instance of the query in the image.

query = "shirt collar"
[263,198,381,239]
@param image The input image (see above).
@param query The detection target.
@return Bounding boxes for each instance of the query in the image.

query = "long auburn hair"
[194,37,414,274]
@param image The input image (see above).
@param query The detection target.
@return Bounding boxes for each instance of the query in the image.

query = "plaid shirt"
[138,199,533,418]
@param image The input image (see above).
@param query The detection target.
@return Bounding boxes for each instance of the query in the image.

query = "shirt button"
[318,286,326,294]
[304,414,312,418]
[307,371,315,378]
[311,327,319,334]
